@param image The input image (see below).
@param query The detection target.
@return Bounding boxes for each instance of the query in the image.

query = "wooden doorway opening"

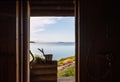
[29,0,80,82]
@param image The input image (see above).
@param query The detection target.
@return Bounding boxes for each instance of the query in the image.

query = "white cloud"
[30,17,62,28]
[30,17,62,41]
[32,28,45,33]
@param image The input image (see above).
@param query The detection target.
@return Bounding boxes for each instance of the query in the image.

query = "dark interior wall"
[0,1,16,82]
[80,0,120,82]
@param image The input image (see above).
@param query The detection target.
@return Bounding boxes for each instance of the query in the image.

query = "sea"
[30,42,75,60]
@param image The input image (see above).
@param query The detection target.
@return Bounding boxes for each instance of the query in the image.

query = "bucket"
[45,54,53,61]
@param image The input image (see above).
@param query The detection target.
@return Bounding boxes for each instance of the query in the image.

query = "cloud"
[30,17,62,27]
[32,28,45,33]
[30,17,62,41]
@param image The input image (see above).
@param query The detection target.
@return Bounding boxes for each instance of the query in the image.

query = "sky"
[30,17,75,42]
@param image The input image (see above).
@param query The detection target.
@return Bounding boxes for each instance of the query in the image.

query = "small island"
[30,41,36,43]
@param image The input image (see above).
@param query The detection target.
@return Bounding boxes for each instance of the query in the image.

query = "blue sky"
[30,17,75,42]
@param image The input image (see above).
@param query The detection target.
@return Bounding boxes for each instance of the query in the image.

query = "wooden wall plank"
[0,1,16,82]
[80,0,120,82]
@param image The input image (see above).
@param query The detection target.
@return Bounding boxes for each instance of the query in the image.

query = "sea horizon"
[30,41,75,43]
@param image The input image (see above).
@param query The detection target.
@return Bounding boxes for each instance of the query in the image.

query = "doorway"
[30,16,75,82]
[29,0,79,82]
[0,0,79,82]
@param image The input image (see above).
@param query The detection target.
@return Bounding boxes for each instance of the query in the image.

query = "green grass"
[58,67,75,77]
[33,54,45,63]
[58,56,75,65]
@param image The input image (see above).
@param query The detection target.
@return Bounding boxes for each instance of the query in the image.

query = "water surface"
[30,42,75,60]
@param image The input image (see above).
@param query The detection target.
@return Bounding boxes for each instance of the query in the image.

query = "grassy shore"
[58,56,75,66]
[57,56,75,77]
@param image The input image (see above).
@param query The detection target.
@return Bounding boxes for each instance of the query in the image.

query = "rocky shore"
[58,62,75,73]
[58,76,75,82]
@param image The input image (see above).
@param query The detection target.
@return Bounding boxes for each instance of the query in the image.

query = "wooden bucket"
[45,54,53,61]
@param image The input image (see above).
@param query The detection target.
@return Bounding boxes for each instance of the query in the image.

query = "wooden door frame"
[75,0,80,82]
[16,0,30,82]
[16,0,80,82]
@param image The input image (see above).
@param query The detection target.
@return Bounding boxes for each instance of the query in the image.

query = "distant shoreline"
[30,41,75,44]
[30,41,36,43]
[30,42,75,46]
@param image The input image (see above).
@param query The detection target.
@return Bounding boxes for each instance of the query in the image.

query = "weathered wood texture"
[30,61,57,82]
[0,1,16,82]
[30,0,75,16]
[80,0,120,82]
